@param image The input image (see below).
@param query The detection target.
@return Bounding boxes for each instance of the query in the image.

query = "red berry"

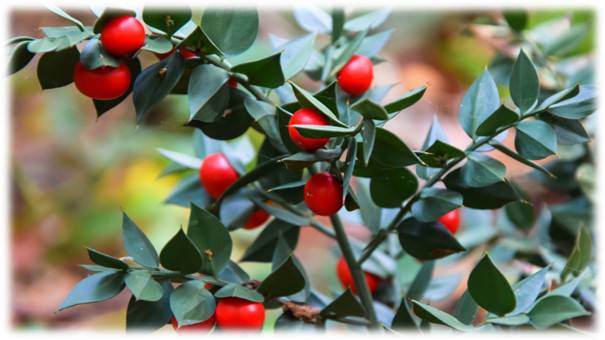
[287,108,330,151]
[215,297,265,330]
[100,16,146,57]
[304,173,343,216]
[179,49,198,59]
[155,47,175,60]
[73,62,131,100]
[244,209,270,229]
[438,209,461,234]
[228,77,238,89]
[336,256,381,294]
[337,54,373,96]
[199,153,239,199]
[171,315,215,332]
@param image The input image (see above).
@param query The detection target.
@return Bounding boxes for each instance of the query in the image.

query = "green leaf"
[289,81,346,127]
[342,138,357,198]
[344,8,390,32]
[397,217,466,260]
[140,36,174,54]
[412,300,474,331]
[453,290,478,325]
[384,85,427,115]
[157,149,201,169]
[320,289,366,319]
[416,115,448,179]
[418,141,465,168]
[93,58,141,117]
[200,9,258,55]
[58,271,125,310]
[504,201,535,230]
[241,219,299,262]
[331,8,345,42]
[541,114,590,145]
[215,283,264,303]
[528,295,589,329]
[87,248,128,270]
[126,282,173,331]
[79,38,119,70]
[370,168,418,208]
[125,271,163,302]
[503,11,527,33]
[177,26,221,55]
[122,213,159,268]
[391,299,417,329]
[357,127,424,174]
[232,52,285,88]
[277,34,316,79]
[293,6,331,34]
[92,9,136,33]
[515,120,557,160]
[407,261,434,300]
[187,63,229,122]
[486,314,529,326]
[293,124,356,138]
[46,5,85,29]
[510,267,548,315]
[444,169,521,209]
[159,229,203,274]
[459,69,500,139]
[143,8,192,35]
[134,53,185,123]
[170,280,215,327]
[561,225,592,281]
[461,152,506,188]
[351,99,388,120]
[218,261,250,283]
[475,105,518,136]
[188,88,252,140]
[37,46,79,89]
[510,49,539,113]
[538,85,580,111]
[357,29,394,58]
[186,204,232,275]
[468,254,516,316]
[257,256,306,300]
[330,29,368,75]
[548,85,596,120]
[491,142,555,178]
[361,119,376,166]
[411,188,463,222]
[8,40,35,75]
[253,199,309,226]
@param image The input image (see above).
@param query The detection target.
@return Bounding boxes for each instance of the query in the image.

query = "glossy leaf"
[170,280,216,327]
[491,142,555,178]
[289,81,346,127]
[125,271,163,302]
[398,217,466,260]
[87,248,128,270]
[548,85,596,120]
[459,69,500,139]
[122,213,159,268]
[461,152,506,188]
[510,267,548,315]
[8,40,35,75]
[159,228,203,274]
[257,256,306,300]
[187,204,232,275]
[407,261,434,300]
[515,120,557,160]
[351,99,389,120]
[561,225,592,281]
[510,50,539,113]
[143,8,192,35]
[293,5,332,34]
[384,85,427,114]
[468,254,516,316]
[412,300,474,331]
[370,168,418,208]
[504,11,527,33]
[357,29,394,58]
[528,295,589,329]
[475,105,518,136]
[411,188,463,222]
[293,124,356,138]
[37,46,79,89]
[214,283,264,303]
[59,271,125,310]
[453,290,478,325]
[232,52,285,88]
[444,169,521,209]
[276,34,316,79]
[344,8,391,32]
[361,119,376,166]
[241,219,299,262]
[320,289,366,319]
[126,282,173,331]
[391,299,417,329]
[187,63,230,122]
[201,9,258,55]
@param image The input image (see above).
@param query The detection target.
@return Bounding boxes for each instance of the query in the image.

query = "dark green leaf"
[444,169,521,209]
[188,88,252,140]
[134,53,185,123]
[170,280,215,327]
[541,114,590,145]
[459,69,500,139]
[93,9,136,33]
[548,85,596,119]
[289,81,346,127]
[125,271,163,302]
[561,225,592,281]
[320,289,366,319]
[361,119,376,166]
[143,8,192,35]
[233,52,285,88]
[461,152,506,187]
[187,204,232,275]
[187,63,229,122]
[412,300,474,331]
[503,11,527,33]
[504,201,535,230]
[241,219,299,262]
[453,290,478,325]
[122,213,159,268]
[357,127,424,175]
[257,256,306,300]
[330,29,368,75]
[538,85,580,111]
[293,124,356,138]
[8,40,35,75]
[351,99,388,120]
[37,46,79,89]
[218,261,250,283]
[411,188,463,222]
[384,85,427,114]
[165,174,212,208]
[391,299,417,329]
[159,228,203,274]
[528,295,589,329]
[87,248,128,270]
[342,138,357,198]
[58,271,125,310]
[370,168,418,208]
[475,105,518,136]
[79,38,119,70]
[215,283,264,303]
[178,26,221,55]
[126,282,173,331]
[515,120,557,160]
[398,217,466,260]
[510,50,539,113]
[331,8,345,42]
[491,142,555,178]
[200,9,258,55]
[468,254,516,316]
[141,36,173,53]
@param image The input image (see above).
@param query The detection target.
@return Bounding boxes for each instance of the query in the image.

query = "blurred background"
[9,7,595,330]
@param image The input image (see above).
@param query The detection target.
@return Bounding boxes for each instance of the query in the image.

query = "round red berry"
[336,256,381,294]
[179,49,198,59]
[287,108,330,151]
[215,297,265,330]
[304,173,343,216]
[337,54,374,96]
[171,315,215,332]
[73,62,131,100]
[227,77,238,89]
[438,209,461,234]
[199,153,239,199]
[100,16,146,57]
[244,209,270,229]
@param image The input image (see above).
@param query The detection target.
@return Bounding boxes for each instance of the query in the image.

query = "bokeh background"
[10,7,595,330]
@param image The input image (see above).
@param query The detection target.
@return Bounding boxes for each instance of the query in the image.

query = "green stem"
[330,214,379,328]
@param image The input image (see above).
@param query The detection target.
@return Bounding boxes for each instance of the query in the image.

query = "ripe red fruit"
[227,77,238,89]
[304,173,343,216]
[438,209,461,234]
[244,209,270,229]
[336,256,381,294]
[337,54,374,96]
[215,297,265,330]
[171,315,215,332]
[287,108,330,151]
[155,48,198,60]
[73,62,131,100]
[100,16,146,56]
[199,153,239,199]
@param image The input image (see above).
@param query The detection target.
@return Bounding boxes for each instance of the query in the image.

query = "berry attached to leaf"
[337,54,374,96]
[438,209,461,234]
[336,256,381,294]
[171,315,215,332]
[215,297,265,330]
[304,173,343,216]
[287,108,330,151]
[100,16,146,57]
[73,62,131,100]
[199,153,239,199]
